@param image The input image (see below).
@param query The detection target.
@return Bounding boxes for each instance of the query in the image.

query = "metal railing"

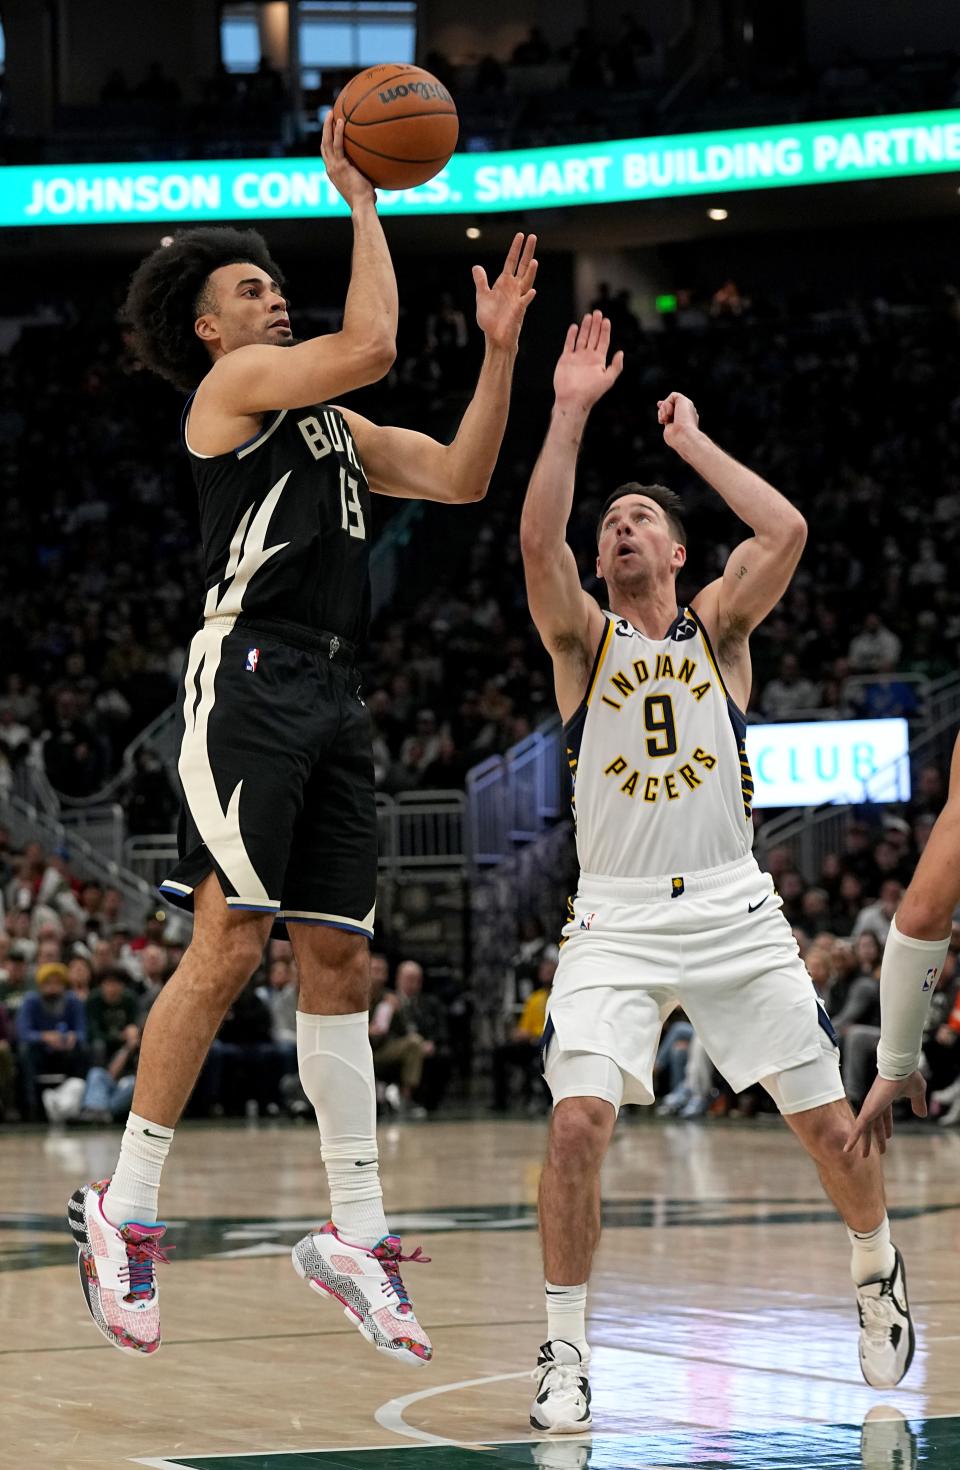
[123,791,469,890]
[378,790,467,870]
[466,719,566,867]
[0,792,157,917]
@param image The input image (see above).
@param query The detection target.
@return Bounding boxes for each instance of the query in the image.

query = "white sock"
[545,1280,590,1358]
[103,1112,174,1226]
[297,1010,389,1249]
[848,1215,896,1286]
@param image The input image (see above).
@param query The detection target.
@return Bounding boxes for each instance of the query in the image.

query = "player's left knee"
[294,929,370,1006]
[793,1107,855,1165]
[897,888,953,941]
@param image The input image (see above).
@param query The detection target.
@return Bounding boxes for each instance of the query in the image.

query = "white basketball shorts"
[543,853,844,1116]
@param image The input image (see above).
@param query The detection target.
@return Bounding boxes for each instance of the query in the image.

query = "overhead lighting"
[707,208,728,221]
[465,225,481,239]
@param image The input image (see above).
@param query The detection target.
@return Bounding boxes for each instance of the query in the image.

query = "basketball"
[332,63,459,190]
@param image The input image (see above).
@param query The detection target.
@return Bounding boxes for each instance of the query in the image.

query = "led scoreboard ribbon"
[4,109,960,226]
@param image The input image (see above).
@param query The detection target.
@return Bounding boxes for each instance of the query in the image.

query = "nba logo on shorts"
[579,911,597,930]
[922,966,938,992]
[246,647,260,673]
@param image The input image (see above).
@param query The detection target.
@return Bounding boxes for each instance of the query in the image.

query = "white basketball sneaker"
[530,1340,593,1434]
[292,1221,432,1365]
[856,1248,915,1388]
[67,1178,171,1355]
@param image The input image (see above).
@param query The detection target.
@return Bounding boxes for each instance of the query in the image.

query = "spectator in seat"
[847,612,901,672]
[67,952,95,1002]
[369,954,428,1117]
[16,962,87,1119]
[86,966,139,1067]
[491,954,555,1111]
[80,967,141,1122]
[857,659,919,720]
[852,879,903,948]
[216,979,283,1116]
[830,932,883,1108]
[760,653,819,719]
[395,959,451,1113]
[800,887,832,938]
[0,942,30,1018]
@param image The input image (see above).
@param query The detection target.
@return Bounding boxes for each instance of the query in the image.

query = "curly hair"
[123,227,285,392]
[596,482,687,547]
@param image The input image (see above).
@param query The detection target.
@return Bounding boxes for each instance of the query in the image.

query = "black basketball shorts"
[160,618,377,938]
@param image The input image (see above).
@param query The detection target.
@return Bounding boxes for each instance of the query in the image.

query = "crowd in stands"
[2,266,960,816]
[0,824,457,1122]
[3,757,960,1129]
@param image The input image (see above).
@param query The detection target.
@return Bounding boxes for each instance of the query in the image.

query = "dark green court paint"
[153,1415,960,1469]
[8,1197,960,1276]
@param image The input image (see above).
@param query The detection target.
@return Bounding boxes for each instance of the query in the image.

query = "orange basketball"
[332,64,459,190]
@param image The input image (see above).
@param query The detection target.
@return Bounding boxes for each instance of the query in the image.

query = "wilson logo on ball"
[377,82,453,105]
[333,63,459,191]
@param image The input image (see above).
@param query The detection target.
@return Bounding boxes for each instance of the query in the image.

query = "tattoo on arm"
[736,564,748,579]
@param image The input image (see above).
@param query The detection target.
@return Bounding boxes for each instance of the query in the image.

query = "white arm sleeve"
[876,916,950,1080]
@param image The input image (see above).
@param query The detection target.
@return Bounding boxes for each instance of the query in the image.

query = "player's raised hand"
[844,1070,928,1159]
[553,310,624,412]
[321,111,377,210]
[658,391,700,448]
[473,233,538,351]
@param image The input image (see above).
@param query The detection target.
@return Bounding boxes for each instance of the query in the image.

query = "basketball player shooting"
[844,733,960,1157]
[519,311,915,1434]
[66,113,537,1361]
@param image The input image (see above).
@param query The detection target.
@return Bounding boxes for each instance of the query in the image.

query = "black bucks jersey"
[564,607,754,879]
[162,399,379,937]
[183,399,371,643]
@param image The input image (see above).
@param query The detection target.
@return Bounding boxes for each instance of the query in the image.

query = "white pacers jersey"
[565,606,754,879]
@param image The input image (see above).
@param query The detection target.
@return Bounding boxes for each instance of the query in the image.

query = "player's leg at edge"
[530,1053,624,1433]
[782,1095,914,1389]
[68,873,431,1364]
[289,921,432,1366]
[68,872,271,1355]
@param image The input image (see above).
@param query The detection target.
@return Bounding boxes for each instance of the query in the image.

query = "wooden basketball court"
[5,1116,960,1469]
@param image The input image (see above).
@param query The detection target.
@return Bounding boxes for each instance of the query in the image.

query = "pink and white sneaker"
[292,1221,432,1366]
[67,1179,171,1355]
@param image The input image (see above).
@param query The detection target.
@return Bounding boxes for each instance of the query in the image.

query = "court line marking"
[375,1369,531,1447]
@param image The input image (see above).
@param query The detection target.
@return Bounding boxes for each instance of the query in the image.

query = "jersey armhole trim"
[561,614,613,740]
[182,405,288,461]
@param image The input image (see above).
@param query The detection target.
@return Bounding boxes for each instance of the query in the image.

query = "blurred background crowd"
[2,264,959,804]
[2,0,960,1134]
[3,809,959,1127]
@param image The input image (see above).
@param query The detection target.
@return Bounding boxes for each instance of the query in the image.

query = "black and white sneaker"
[530,1339,592,1434]
[856,1248,916,1388]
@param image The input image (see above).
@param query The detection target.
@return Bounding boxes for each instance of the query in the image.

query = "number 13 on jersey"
[339,467,366,540]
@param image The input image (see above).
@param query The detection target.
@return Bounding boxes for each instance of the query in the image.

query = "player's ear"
[673,542,687,573]
[194,313,218,343]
